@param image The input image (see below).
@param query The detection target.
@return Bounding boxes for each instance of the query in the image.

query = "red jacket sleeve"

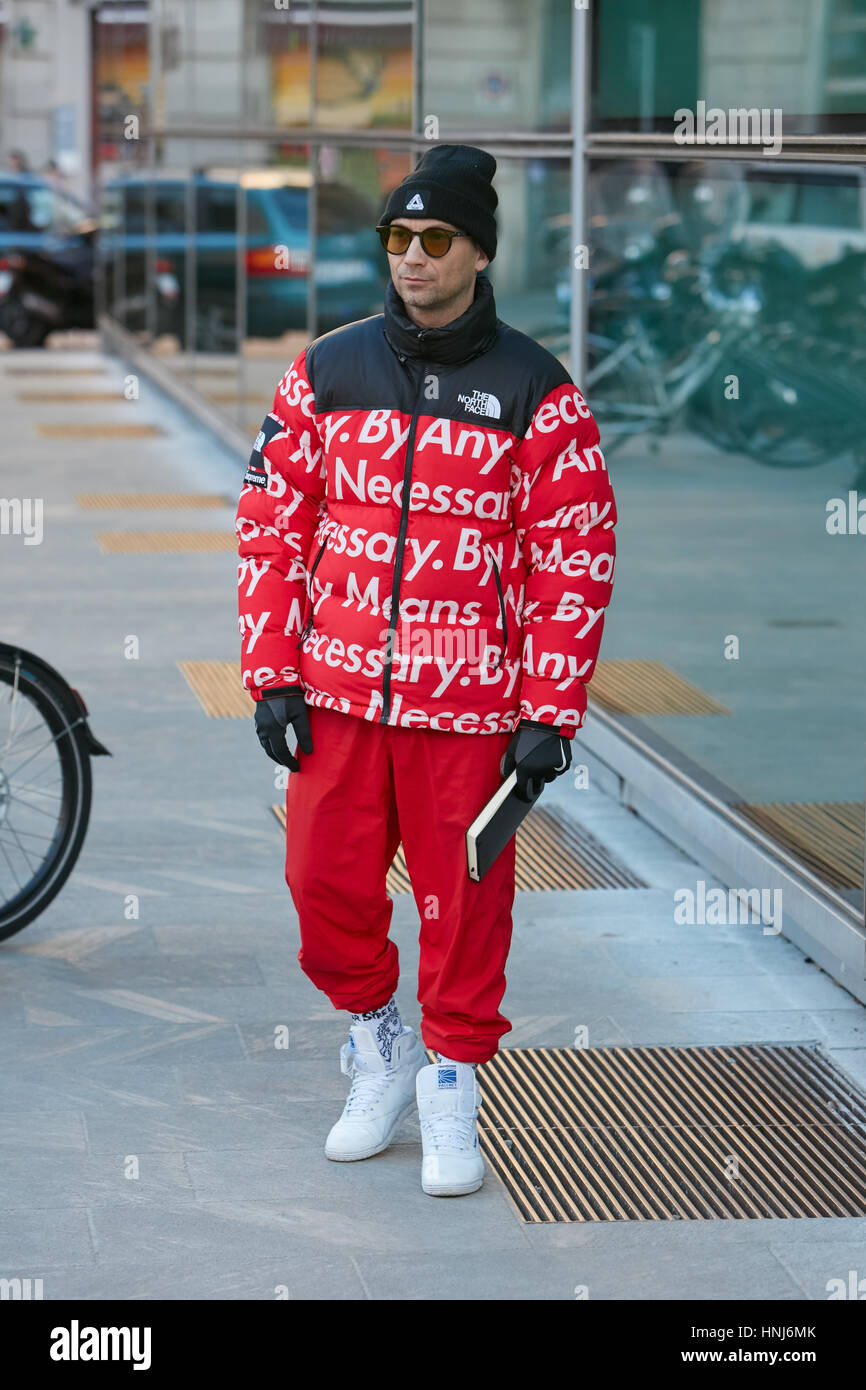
[235,348,327,702]
[512,381,617,737]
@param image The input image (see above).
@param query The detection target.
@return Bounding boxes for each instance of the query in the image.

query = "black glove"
[501,719,572,804]
[254,685,313,771]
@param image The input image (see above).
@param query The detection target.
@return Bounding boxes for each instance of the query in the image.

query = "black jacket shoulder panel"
[301,312,577,438]
[475,322,574,439]
[304,314,387,404]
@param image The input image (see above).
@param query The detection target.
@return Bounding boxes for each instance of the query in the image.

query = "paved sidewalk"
[2,347,866,1301]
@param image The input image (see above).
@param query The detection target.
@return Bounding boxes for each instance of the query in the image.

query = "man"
[235,144,616,1198]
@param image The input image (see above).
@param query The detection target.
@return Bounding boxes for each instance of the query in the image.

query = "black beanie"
[379,143,498,263]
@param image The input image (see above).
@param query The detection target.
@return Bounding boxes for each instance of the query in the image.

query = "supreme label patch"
[244,413,283,488]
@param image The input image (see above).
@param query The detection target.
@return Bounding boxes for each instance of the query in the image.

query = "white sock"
[350,994,405,1062]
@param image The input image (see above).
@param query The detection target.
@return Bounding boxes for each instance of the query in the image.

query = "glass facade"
[584,0,866,922]
[592,0,866,132]
[96,0,866,918]
[587,154,866,912]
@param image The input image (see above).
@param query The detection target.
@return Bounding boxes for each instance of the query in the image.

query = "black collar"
[383,273,499,366]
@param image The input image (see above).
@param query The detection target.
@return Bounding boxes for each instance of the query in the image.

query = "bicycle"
[549,237,866,473]
[575,240,764,457]
[0,643,110,942]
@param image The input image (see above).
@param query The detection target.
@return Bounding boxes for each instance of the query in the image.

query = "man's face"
[383,218,489,311]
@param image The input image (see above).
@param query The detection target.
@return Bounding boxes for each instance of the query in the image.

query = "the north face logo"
[405,192,425,211]
[457,389,501,419]
[253,430,266,452]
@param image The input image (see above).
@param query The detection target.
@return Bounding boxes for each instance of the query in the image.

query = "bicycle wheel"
[696,333,864,469]
[0,650,93,941]
[584,329,664,456]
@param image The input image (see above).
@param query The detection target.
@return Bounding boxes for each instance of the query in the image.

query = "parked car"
[99,169,388,348]
[0,174,96,346]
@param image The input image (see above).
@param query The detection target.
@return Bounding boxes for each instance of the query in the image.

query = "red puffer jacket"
[235,274,616,737]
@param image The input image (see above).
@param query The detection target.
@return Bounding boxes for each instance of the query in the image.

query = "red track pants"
[284,704,517,1064]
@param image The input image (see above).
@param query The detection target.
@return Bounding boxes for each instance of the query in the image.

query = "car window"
[109,182,186,234]
[317,182,376,235]
[155,183,187,233]
[123,185,147,232]
[245,191,274,238]
[27,186,56,229]
[746,178,797,225]
[48,191,90,235]
[268,186,309,233]
[100,185,122,231]
[197,183,237,233]
[796,178,861,231]
[0,182,37,232]
[0,181,88,235]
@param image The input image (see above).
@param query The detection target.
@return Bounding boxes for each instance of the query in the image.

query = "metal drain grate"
[4,365,108,376]
[271,802,644,893]
[172,364,238,376]
[79,493,228,510]
[98,531,235,553]
[515,804,645,889]
[588,660,730,716]
[202,390,270,405]
[736,801,864,891]
[17,391,131,403]
[35,422,163,438]
[451,1044,866,1222]
[179,661,252,716]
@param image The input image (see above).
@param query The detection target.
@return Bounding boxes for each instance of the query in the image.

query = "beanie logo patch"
[405,192,426,211]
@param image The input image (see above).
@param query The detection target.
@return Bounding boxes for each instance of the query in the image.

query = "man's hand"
[501,719,572,804]
[254,687,313,771]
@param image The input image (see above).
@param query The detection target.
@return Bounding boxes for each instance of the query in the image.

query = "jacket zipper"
[296,536,328,650]
[381,354,427,723]
[486,545,508,672]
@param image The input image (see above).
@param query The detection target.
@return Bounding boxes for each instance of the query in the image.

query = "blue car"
[99,170,388,348]
[0,174,96,345]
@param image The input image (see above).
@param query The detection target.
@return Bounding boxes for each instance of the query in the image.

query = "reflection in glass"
[484,156,571,363]
[244,0,311,127]
[312,4,414,131]
[593,0,866,134]
[582,156,866,907]
[423,0,572,132]
[315,2,413,130]
[94,7,150,176]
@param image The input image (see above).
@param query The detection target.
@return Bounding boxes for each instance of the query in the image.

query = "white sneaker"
[324,1023,425,1162]
[416,1061,485,1196]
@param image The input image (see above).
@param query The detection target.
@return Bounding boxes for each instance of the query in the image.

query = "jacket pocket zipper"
[486,545,508,672]
[297,537,327,649]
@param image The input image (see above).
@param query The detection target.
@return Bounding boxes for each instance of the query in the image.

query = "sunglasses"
[376,224,472,257]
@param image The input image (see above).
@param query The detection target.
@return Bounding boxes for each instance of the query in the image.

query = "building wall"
[0,0,92,197]
[699,0,829,118]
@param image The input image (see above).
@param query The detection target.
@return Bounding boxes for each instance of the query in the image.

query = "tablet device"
[465,770,542,882]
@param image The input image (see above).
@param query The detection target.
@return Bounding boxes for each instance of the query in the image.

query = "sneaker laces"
[344,1062,397,1116]
[420,1110,479,1152]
